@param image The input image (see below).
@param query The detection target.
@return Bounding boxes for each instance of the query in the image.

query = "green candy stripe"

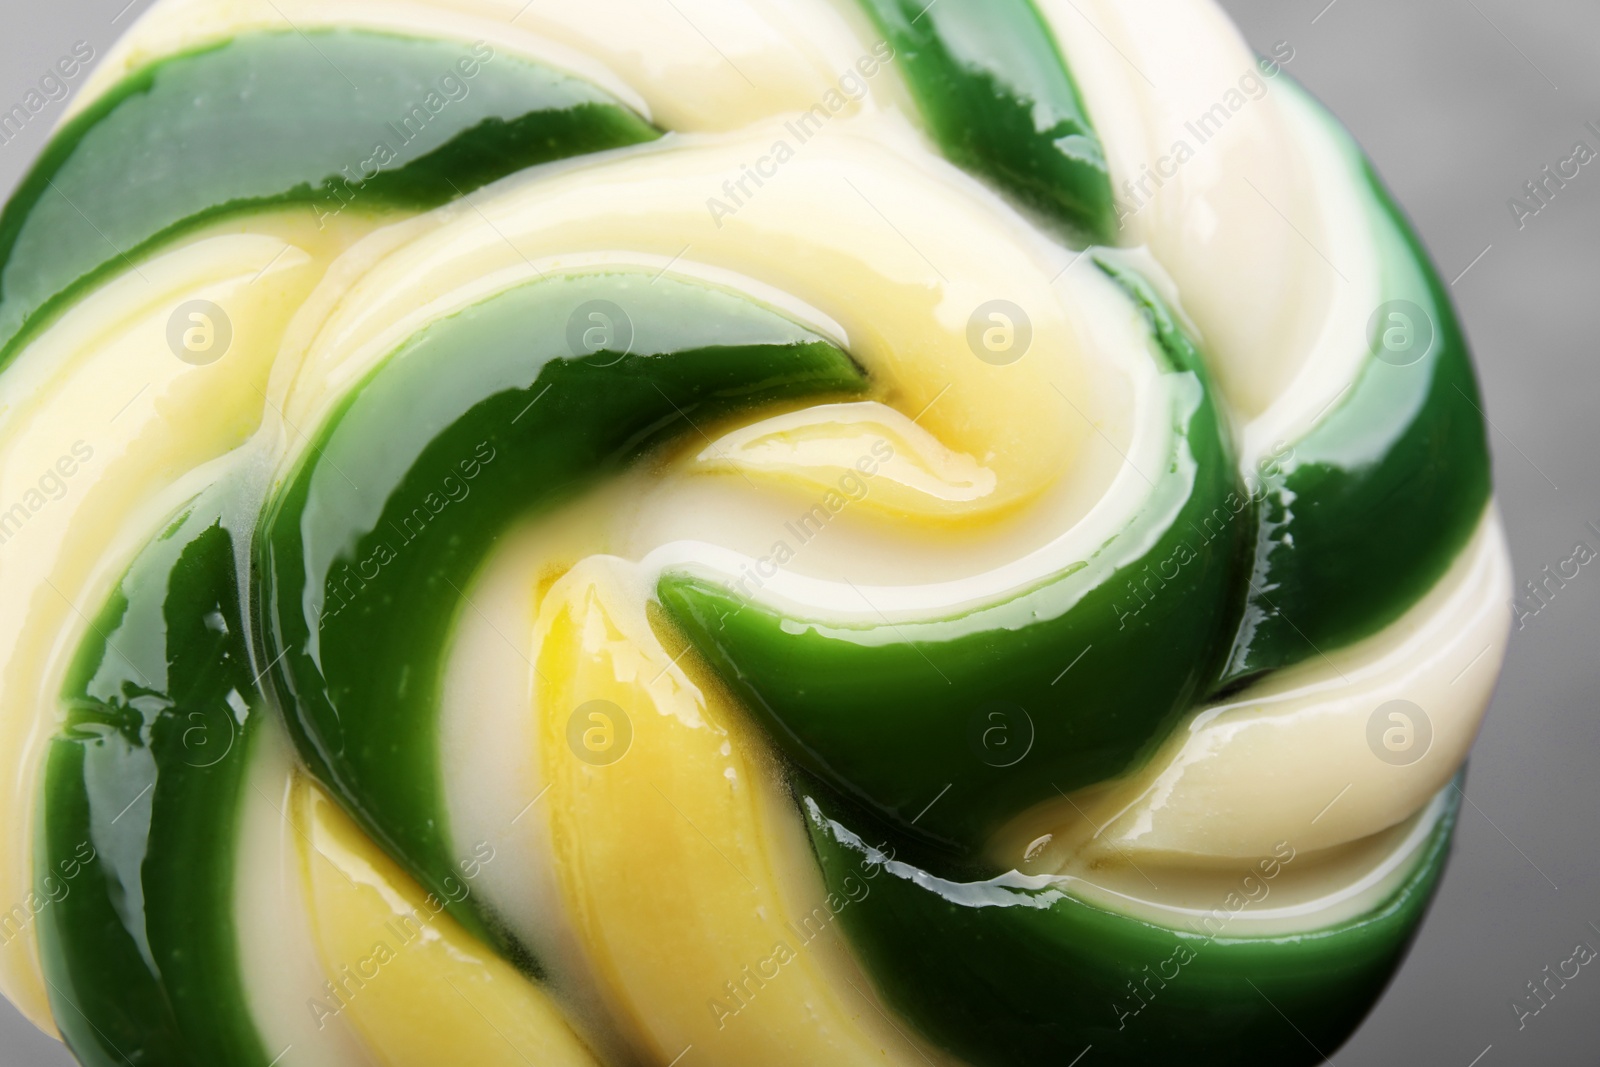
[0,29,659,368]
[257,271,868,962]
[1217,93,1493,686]
[38,492,269,1067]
[659,260,1243,859]
[853,0,1117,245]
[802,778,1460,1067]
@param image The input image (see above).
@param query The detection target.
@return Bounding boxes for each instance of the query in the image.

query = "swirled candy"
[0,1,1508,1065]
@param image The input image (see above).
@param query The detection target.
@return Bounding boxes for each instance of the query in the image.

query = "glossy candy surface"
[0,1,1508,1065]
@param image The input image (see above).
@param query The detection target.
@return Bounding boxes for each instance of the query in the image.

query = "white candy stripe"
[0,213,371,1029]
[1001,507,1509,868]
[964,788,1455,938]
[235,720,378,1067]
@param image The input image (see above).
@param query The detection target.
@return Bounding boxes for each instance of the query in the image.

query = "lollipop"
[0,2,1507,1064]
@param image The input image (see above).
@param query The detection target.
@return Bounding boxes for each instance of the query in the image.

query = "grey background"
[0,0,1594,1064]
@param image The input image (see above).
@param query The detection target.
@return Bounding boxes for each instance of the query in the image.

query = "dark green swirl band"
[0,30,658,368]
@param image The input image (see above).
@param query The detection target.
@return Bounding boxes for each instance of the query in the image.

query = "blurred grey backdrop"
[0,1,1594,1064]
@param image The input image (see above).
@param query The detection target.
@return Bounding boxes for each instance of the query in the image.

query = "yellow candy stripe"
[294,777,601,1067]
[695,401,1005,522]
[535,559,940,1065]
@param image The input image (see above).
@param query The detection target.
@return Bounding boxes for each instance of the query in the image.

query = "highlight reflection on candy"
[0,2,1507,1065]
